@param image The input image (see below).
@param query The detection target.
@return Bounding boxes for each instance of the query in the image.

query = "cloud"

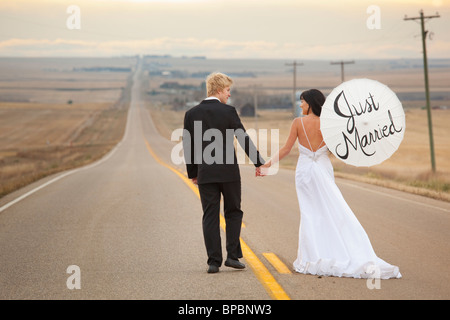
[1,0,448,59]
[0,37,279,58]
[0,36,448,59]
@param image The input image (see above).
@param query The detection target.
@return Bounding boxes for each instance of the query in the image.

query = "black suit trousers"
[198,181,243,267]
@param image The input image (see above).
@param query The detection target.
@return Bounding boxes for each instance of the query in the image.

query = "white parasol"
[320,78,405,167]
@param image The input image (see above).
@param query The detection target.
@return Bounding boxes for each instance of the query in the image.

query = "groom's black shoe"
[207,265,219,274]
[225,258,245,269]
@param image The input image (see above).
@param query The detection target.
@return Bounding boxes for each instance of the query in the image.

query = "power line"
[404,9,440,173]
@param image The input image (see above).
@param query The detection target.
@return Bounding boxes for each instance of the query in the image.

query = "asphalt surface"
[1,66,449,300]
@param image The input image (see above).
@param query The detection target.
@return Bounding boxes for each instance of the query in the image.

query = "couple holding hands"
[183,72,401,279]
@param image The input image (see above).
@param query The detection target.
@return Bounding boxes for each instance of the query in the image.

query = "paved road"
[1,66,449,300]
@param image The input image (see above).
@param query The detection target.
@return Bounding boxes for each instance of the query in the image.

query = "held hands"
[255,162,271,177]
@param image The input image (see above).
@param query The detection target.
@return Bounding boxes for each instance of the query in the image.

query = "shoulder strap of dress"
[301,117,326,151]
[300,117,313,151]
[317,140,325,150]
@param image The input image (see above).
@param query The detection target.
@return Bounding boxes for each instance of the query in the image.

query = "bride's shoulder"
[301,115,320,123]
[292,116,303,128]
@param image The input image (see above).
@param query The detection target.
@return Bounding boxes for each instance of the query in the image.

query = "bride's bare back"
[261,114,325,169]
[296,115,324,152]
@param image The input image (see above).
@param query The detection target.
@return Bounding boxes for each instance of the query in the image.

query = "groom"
[183,72,265,273]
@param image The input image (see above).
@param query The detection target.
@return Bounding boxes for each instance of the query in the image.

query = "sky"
[0,0,448,59]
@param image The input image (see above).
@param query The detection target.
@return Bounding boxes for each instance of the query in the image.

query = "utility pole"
[285,61,303,116]
[330,60,354,83]
[252,85,259,132]
[404,9,440,173]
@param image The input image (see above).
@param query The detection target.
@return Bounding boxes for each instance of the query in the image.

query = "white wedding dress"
[292,118,401,279]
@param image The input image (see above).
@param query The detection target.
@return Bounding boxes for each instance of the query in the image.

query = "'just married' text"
[333,90,403,160]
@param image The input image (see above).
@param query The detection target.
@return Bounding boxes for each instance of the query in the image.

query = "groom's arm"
[183,112,198,179]
[231,108,265,167]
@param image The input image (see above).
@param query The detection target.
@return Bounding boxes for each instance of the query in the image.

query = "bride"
[258,89,401,279]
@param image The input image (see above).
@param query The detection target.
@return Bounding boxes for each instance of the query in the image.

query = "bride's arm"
[263,118,299,168]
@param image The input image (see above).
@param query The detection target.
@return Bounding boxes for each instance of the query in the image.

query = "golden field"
[0,102,129,198]
[0,58,134,198]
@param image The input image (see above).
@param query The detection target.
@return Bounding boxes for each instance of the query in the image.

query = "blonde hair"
[206,72,233,97]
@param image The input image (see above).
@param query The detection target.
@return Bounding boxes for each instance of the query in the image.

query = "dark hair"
[300,89,325,116]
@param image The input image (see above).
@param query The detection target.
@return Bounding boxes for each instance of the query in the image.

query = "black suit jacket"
[183,99,265,184]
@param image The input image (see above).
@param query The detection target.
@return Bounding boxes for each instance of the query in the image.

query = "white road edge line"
[337,180,450,213]
[0,143,120,214]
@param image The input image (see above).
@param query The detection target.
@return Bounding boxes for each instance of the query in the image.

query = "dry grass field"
[0,102,128,198]
[0,58,134,198]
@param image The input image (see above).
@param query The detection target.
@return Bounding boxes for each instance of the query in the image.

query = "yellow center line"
[263,252,292,274]
[144,138,290,300]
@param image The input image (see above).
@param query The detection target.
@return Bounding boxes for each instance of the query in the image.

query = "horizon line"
[0,55,449,61]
